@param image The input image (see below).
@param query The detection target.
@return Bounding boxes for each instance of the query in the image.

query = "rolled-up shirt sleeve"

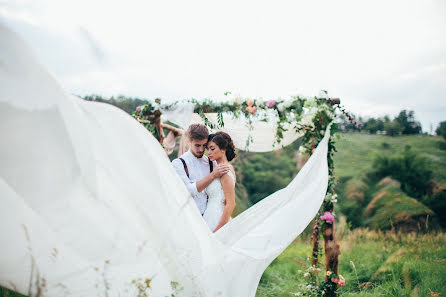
[171,159,199,196]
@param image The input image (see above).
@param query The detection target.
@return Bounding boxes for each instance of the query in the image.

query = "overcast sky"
[1,0,445,132]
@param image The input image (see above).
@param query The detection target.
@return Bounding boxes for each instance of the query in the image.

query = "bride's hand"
[213,164,230,178]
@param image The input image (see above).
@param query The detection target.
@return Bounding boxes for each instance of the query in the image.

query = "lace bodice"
[203,171,235,231]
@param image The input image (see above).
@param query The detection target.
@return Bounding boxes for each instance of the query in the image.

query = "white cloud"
[1,0,445,131]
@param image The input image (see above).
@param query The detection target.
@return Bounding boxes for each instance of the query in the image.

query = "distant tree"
[371,147,433,198]
[336,114,360,132]
[394,110,422,135]
[82,94,148,115]
[363,117,384,134]
[241,152,296,205]
[383,120,404,136]
[436,121,446,139]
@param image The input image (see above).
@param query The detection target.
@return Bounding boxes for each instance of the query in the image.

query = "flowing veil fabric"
[0,24,329,297]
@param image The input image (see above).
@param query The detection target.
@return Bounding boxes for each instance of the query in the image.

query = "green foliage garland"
[134,94,345,295]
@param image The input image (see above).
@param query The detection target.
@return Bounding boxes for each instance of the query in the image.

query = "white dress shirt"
[172,150,216,215]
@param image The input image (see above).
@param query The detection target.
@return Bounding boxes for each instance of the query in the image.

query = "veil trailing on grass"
[0,24,329,297]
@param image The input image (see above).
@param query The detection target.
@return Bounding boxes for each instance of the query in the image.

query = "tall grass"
[256,229,446,296]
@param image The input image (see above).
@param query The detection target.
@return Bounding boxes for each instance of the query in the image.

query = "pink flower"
[246,106,257,114]
[320,211,335,224]
[246,99,253,107]
[265,99,276,108]
[330,275,345,286]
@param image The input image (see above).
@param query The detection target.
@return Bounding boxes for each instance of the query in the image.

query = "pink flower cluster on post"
[320,211,334,224]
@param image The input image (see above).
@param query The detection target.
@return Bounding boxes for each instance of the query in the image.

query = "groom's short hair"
[187,124,209,141]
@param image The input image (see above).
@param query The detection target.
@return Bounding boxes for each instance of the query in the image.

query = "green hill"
[333,133,446,183]
[363,177,435,231]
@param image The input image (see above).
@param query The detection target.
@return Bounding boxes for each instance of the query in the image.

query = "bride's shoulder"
[225,166,236,183]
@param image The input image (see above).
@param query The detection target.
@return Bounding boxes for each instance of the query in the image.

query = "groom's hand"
[213,164,230,178]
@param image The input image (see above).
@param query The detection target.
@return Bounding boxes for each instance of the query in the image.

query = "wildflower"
[304,272,310,277]
[320,211,335,224]
[337,275,345,287]
[265,99,276,108]
[326,271,332,276]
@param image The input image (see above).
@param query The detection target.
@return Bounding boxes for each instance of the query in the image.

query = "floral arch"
[133,94,356,295]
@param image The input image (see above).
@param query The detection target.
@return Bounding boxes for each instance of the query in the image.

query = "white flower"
[304,272,310,277]
[304,99,317,108]
[256,98,265,106]
[277,102,286,112]
[283,99,293,108]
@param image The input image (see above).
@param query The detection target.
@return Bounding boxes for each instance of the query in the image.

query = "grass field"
[333,133,446,183]
[256,228,446,297]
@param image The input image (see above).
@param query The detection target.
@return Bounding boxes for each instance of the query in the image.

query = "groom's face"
[190,138,208,158]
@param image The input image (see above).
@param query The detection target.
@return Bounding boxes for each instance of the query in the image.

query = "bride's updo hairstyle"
[208,132,237,161]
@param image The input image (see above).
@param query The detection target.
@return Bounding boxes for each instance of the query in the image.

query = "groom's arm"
[195,164,230,192]
[172,159,230,194]
[172,159,200,196]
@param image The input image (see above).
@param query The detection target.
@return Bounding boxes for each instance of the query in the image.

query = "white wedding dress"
[203,171,235,231]
[0,24,331,297]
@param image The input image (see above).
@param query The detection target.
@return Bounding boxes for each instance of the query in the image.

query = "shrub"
[340,178,369,228]
[381,142,391,149]
[438,141,446,150]
[424,189,446,228]
[371,148,433,198]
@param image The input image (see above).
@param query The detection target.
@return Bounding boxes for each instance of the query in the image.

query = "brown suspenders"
[179,157,213,215]
[179,158,213,178]
[179,158,189,178]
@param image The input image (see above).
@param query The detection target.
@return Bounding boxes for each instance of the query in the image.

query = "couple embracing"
[172,124,237,232]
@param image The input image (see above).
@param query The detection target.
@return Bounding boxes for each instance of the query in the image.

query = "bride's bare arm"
[213,172,236,232]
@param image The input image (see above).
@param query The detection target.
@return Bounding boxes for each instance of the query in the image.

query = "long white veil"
[0,23,329,297]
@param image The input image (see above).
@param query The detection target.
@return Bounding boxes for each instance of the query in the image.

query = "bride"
[203,132,237,232]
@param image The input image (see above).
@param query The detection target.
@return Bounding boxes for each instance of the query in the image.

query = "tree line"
[337,109,442,136]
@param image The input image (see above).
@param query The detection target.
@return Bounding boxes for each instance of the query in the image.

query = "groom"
[172,124,230,215]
